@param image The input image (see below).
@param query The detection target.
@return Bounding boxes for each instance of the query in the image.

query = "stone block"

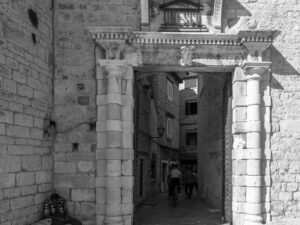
[107,104,122,120]
[78,96,90,105]
[54,143,73,152]
[0,155,21,172]
[7,125,30,138]
[107,131,122,148]
[121,189,132,204]
[71,189,95,202]
[122,160,133,176]
[38,183,52,193]
[10,196,34,210]
[55,162,77,173]
[0,200,10,212]
[16,172,35,186]
[0,110,13,123]
[279,120,300,132]
[0,173,15,188]
[81,202,95,218]
[106,160,121,176]
[279,192,293,201]
[17,84,33,98]
[54,174,92,188]
[9,102,23,112]
[13,71,27,84]
[3,79,17,94]
[22,155,42,171]
[122,176,134,188]
[78,143,92,152]
[42,155,53,170]
[96,203,106,215]
[21,185,38,196]
[34,193,49,204]
[96,188,106,204]
[122,131,133,148]
[35,171,52,184]
[31,128,44,139]
[78,161,94,172]
[4,188,20,199]
[8,145,34,155]
[14,113,33,127]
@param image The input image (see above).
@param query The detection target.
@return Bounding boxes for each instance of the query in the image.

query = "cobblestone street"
[134,193,223,225]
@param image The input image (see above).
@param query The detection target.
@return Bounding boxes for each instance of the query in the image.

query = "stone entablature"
[89,27,276,67]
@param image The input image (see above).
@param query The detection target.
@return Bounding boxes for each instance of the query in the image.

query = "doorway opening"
[133,69,233,225]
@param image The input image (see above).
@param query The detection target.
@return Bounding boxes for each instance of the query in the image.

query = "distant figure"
[184,167,194,199]
[168,164,182,199]
[193,170,198,193]
[44,193,82,225]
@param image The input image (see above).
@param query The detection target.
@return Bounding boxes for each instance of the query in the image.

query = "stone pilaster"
[242,62,271,225]
[96,59,134,225]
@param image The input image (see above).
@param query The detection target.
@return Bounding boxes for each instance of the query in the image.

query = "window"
[185,101,198,115]
[167,80,174,101]
[166,117,173,138]
[186,131,197,146]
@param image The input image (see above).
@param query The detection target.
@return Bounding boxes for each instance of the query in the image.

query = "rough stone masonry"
[0,0,300,225]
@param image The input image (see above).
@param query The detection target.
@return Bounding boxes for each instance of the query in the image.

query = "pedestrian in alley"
[184,167,194,199]
[44,193,82,225]
[193,170,198,194]
[168,164,182,200]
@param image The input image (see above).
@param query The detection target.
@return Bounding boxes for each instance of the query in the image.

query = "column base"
[244,214,264,225]
[104,216,123,225]
[244,222,264,225]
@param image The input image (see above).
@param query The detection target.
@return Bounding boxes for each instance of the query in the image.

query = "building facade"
[0,0,300,225]
[179,76,198,174]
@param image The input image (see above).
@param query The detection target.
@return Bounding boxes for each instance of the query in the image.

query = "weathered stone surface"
[71,189,95,202]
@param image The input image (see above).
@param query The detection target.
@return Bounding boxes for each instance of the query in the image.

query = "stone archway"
[88,27,276,225]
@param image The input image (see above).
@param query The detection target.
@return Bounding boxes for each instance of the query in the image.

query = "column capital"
[243,42,271,62]
[242,61,271,79]
[98,59,128,78]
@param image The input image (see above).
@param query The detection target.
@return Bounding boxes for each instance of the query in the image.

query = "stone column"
[96,59,134,225]
[242,61,271,225]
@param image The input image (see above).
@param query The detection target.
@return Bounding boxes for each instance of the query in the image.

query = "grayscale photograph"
[0,0,299,225]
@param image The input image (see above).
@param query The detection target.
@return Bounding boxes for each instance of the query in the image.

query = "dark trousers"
[185,183,193,198]
[169,178,180,199]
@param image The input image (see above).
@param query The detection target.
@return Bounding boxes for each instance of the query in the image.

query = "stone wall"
[223,0,300,221]
[198,74,225,209]
[53,0,139,223]
[0,1,53,224]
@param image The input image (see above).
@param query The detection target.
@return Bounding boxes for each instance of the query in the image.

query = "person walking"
[168,164,182,200]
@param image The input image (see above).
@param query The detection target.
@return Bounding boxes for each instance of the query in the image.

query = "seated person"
[44,193,81,225]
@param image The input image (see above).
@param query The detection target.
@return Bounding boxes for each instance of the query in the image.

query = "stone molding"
[88,27,276,47]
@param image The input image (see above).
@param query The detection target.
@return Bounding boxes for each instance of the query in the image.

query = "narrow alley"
[134,193,223,225]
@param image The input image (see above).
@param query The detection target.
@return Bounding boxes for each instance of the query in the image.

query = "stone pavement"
[134,193,224,225]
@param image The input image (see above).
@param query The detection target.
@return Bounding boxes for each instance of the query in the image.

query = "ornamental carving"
[158,0,208,32]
